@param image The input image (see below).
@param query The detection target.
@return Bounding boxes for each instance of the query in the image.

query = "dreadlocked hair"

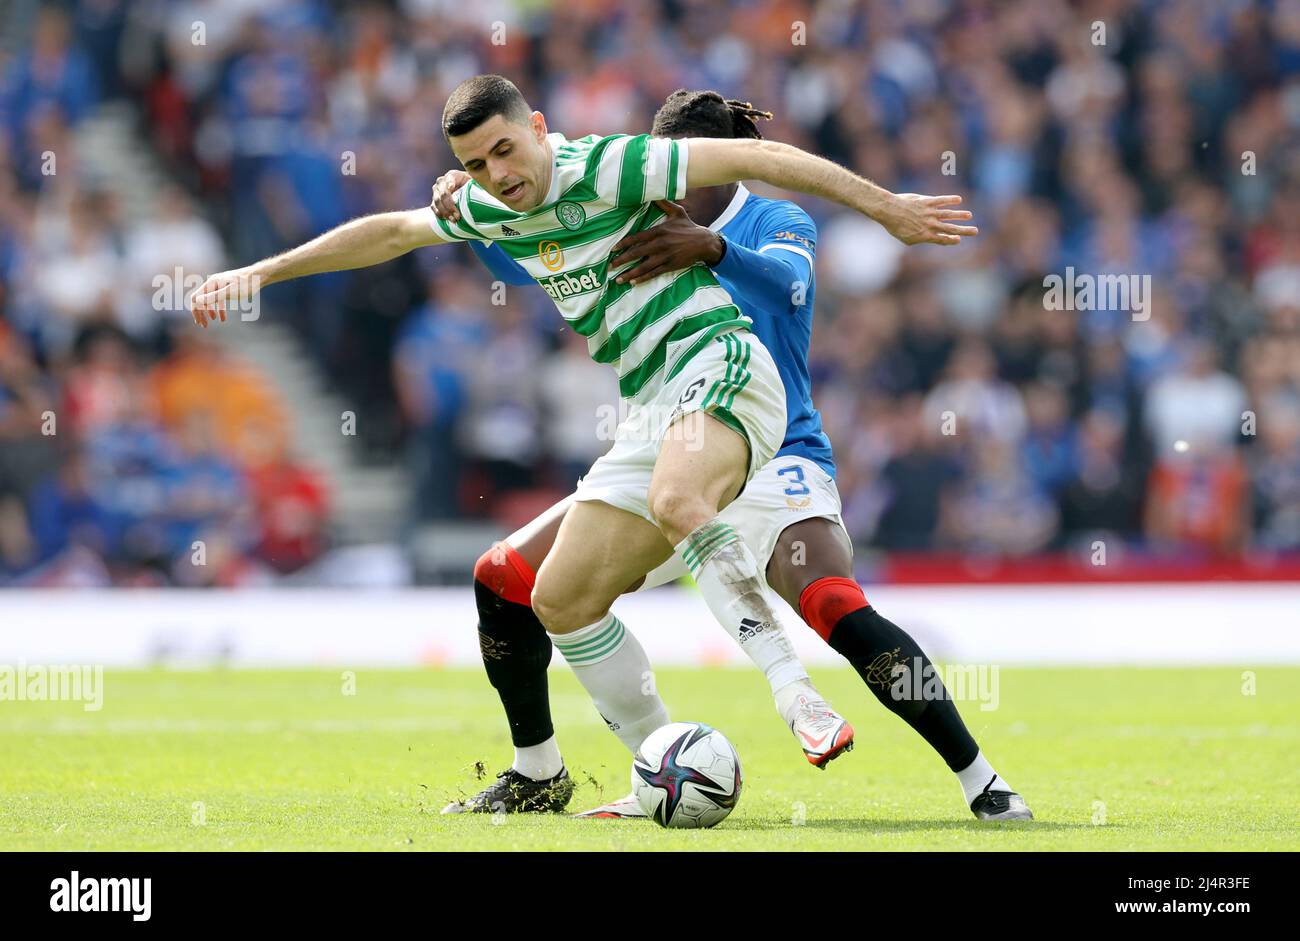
[650,89,774,140]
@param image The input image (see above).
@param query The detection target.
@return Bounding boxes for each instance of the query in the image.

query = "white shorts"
[638,455,845,591]
[572,328,787,524]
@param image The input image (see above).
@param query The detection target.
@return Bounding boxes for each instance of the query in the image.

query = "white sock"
[773,678,829,726]
[677,520,810,694]
[512,735,563,781]
[548,612,670,754]
[956,750,1012,804]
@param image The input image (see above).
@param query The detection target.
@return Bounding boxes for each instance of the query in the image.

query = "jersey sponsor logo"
[771,230,814,251]
[556,201,586,230]
[500,224,521,237]
[538,261,604,300]
[539,240,564,270]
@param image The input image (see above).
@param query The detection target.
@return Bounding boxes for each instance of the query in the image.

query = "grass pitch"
[1,666,1296,851]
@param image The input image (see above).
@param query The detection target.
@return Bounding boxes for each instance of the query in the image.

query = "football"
[631,722,743,828]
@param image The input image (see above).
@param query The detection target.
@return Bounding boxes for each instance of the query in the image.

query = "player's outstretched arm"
[190,208,446,327]
[684,137,976,247]
[610,200,811,308]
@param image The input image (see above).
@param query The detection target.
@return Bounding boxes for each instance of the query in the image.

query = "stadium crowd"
[2,0,1299,585]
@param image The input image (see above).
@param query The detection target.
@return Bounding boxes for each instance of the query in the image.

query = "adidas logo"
[500,224,520,237]
[737,617,769,641]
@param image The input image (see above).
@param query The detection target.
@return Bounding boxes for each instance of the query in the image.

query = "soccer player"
[437,90,1032,822]
[190,74,979,816]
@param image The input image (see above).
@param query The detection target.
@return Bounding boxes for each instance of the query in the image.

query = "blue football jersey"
[467,184,835,477]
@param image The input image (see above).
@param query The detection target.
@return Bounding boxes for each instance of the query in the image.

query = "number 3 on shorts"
[777,464,810,496]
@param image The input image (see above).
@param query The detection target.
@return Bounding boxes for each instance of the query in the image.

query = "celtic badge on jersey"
[556,201,585,230]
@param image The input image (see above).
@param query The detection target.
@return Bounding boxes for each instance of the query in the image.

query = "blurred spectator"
[1144,442,1249,555]
[1251,395,1300,550]
[1020,380,1076,496]
[32,195,120,355]
[242,420,330,576]
[1057,409,1142,547]
[80,374,182,581]
[1144,339,1249,456]
[947,439,1059,555]
[61,325,136,434]
[924,338,1028,443]
[159,412,250,570]
[872,396,962,551]
[0,322,58,506]
[1,8,96,185]
[124,184,225,338]
[459,302,545,502]
[393,267,487,519]
[539,327,621,488]
[150,329,288,466]
[26,447,113,567]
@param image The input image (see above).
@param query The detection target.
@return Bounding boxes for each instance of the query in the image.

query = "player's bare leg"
[533,500,674,630]
[446,498,674,815]
[442,498,580,814]
[766,517,1032,820]
[646,409,853,767]
[528,499,679,750]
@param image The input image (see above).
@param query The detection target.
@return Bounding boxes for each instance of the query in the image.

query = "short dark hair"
[650,89,773,140]
[442,74,532,138]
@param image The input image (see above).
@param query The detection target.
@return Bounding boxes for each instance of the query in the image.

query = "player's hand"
[610,200,724,285]
[189,267,261,329]
[431,170,471,222]
[877,193,978,246]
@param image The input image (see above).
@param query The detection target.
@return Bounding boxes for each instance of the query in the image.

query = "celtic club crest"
[556,201,585,230]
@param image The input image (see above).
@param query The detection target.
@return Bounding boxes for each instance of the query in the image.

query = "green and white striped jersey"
[428,132,751,402]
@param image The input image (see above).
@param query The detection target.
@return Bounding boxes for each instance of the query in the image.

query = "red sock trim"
[798,577,870,643]
[473,542,536,608]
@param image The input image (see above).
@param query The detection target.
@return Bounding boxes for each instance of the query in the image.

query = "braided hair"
[650,89,774,140]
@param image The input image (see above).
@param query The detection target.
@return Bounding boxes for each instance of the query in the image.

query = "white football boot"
[781,687,855,768]
[571,792,648,819]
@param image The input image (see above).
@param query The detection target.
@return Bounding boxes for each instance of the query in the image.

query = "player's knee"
[531,576,610,634]
[648,486,713,542]
[529,576,571,632]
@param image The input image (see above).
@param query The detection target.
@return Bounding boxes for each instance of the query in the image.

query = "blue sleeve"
[710,202,816,312]
[469,241,533,286]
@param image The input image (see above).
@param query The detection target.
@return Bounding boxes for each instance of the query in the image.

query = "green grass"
[1,666,1297,851]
